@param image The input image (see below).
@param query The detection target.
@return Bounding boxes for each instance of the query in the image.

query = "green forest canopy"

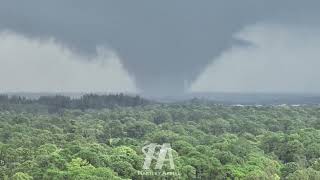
[0,94,320,179]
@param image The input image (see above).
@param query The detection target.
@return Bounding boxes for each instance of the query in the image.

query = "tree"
[12,172,33,180]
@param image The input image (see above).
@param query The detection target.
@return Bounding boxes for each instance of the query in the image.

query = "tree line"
[0,94,150,113]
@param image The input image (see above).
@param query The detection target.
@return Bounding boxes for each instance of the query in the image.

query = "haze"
[0,0,319,96]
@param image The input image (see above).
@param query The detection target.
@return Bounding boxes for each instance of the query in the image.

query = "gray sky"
[0,0,319,96]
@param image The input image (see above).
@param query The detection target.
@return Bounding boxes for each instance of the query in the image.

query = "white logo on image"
[142,143,175,170]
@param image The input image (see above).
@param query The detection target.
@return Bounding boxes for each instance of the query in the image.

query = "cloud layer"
[190,23,320,94]
[0,31,138,93]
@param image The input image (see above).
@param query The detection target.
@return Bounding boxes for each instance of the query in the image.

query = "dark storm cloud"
[0,0,319,95]
[190,23,320,94]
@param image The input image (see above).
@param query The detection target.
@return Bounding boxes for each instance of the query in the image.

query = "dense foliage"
[1,98,320,179]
